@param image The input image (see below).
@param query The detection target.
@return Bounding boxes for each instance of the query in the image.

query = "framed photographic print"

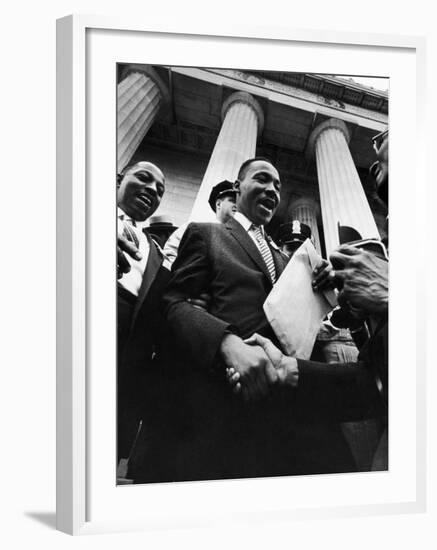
[56,14,426,535]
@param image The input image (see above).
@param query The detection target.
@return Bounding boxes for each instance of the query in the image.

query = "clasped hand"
[222,333,298,401]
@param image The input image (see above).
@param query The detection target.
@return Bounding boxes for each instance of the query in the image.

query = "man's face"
[117,162,165,222]
[369,132,388,205]
[235,160,281,226]
[216,194,237,224]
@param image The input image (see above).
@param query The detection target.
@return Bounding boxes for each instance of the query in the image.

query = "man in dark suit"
[127,179,237,482]
[229,130,389,470]
[156,157,356,482]
[117,161,171,465]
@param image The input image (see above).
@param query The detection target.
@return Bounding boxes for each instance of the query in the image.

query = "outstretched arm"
[228,333,383,421]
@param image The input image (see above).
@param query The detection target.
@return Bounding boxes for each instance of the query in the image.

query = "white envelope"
[263,239,337,359]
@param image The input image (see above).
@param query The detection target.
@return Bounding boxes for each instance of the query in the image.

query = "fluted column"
[189,91,264,223]
[290,198,322,254]
[308,118,380,255]
[117,65,169,172]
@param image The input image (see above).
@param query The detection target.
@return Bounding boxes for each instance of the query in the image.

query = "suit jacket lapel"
[226,218,273,283]
[131,232,162,328]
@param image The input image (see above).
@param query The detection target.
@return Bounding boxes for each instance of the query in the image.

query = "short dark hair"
[118,160,142,179]
[117,161,165,186]
[237,157,274,181]
[117,161,142,186]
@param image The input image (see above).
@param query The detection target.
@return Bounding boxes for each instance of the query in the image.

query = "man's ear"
[116,173,123,188]
[233,180,241,194]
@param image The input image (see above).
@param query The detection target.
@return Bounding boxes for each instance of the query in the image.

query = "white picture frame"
[56,14,427,535]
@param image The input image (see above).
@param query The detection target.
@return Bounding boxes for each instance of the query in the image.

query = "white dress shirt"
[233,211,279,252]
[163,222,188,267]
[117,207,150,296]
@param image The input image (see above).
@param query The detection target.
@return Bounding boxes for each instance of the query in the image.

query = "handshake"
[221,333,298,402]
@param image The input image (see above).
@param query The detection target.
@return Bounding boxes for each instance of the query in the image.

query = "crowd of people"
[116,128,389,483]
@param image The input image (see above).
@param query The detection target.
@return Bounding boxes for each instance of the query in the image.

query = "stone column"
[290,198,322,254]
[117,65,169,172]
[189,91,264,223]
[308,118,380,255]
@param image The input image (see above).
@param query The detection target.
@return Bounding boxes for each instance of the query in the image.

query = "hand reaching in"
[330,245,388,316]
[117,233,142,279]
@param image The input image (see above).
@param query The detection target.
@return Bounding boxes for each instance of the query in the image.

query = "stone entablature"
[208,69,388,124]
[250,71,388,111]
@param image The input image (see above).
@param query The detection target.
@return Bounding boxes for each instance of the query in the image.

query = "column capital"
[307,118,350,159]
[221,91,264,135]
[291,196,320,216]
[120,63,170,106]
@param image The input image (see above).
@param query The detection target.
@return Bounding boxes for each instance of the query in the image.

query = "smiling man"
[135,158,310,482]
[117,161,164,220]
[165,158,283,401]
[116,161,171,465]
[117,161,165,286]
[229,130,390,472]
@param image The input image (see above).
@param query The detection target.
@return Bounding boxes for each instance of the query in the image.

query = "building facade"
[117,63,388,256]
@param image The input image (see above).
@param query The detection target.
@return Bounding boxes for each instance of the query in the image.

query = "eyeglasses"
[372,129,388,152]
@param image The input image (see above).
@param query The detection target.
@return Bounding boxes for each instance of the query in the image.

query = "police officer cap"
[208,180,237,212]
[279,220,312,244]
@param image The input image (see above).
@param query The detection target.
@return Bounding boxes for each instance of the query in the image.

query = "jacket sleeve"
[162,223,233,371]
[294,358,384,422]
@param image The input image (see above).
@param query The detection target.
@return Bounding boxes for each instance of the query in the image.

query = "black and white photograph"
[116,63,389,485]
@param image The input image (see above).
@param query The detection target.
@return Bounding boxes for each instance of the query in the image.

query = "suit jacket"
[118,232,170,367]
[164,218,288,368]
[158,218,356,481]
[117,233,171,460]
